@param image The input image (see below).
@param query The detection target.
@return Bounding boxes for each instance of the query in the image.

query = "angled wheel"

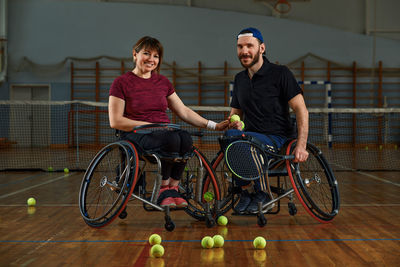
[182,147,221,221]
[208,151,240,216]
[79,141,139,228]
[286,140,340,223]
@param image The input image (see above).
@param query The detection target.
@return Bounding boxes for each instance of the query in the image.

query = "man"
[227,27,309,214]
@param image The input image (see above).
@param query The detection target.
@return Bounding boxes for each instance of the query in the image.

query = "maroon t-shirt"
[109,72,175,123]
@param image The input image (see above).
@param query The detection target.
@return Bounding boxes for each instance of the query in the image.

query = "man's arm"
[289,94,309,162]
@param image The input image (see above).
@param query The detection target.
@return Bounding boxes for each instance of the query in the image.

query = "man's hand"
[293,144,309,162]
[216,120,230,131]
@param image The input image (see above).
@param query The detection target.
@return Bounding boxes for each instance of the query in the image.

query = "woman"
[108,36,228,208]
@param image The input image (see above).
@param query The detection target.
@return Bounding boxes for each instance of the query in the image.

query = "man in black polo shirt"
[226,27,309,214]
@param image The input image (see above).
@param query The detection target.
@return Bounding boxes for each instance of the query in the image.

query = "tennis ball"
[253,236,266,249]
[201,236,214,249]
[150,244,164,258]
[27,197,36,206]
[47,167,53,172]
[230,114,240,122]
[203,192,214,202]
[217,215,228,226]
[64,168,69,173]
[240,121,245,130]
[149,234,162,245]
[213,235,224,248]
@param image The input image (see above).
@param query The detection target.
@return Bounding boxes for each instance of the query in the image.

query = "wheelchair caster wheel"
[165,220,175,232]
[205,216,215,228]
[119,209,127,219]
[288,202,297,216]
[257,213,267,227]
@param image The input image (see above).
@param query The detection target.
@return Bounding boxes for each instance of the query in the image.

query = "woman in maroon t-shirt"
[109,36,228,208]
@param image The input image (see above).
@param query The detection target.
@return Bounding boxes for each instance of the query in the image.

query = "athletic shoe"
[246,191,271,213]
[158,186,176,208]
[170,186,188,208]
[234,189,252,214]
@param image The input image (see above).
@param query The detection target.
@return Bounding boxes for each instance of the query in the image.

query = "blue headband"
[237,27,264,43]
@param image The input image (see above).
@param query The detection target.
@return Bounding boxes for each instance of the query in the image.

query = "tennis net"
[0,100,399,172]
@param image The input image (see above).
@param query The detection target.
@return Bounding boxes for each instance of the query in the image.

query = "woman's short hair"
[133,36,164,73]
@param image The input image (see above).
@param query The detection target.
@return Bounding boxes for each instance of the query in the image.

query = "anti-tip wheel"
[257,213,267,227]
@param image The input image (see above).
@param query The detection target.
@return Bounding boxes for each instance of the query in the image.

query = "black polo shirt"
[230,57,302,138]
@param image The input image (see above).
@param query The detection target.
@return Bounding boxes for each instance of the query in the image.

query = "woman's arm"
[167,93,228,130]
[108,95,150,131]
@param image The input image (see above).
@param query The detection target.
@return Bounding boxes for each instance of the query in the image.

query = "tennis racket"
[224,140,268,181]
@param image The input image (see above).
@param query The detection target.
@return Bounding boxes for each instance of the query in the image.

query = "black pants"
[121,129,193,180]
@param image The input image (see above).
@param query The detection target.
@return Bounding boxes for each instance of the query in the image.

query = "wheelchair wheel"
[208,150,240,216]
[182,147,221,221]
[286,140,340,223]
[79,141,139,228]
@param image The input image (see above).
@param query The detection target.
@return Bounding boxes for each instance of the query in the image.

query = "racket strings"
[225,141,268,180]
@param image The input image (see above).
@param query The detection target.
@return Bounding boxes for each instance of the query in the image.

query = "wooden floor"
[0,170,399,266]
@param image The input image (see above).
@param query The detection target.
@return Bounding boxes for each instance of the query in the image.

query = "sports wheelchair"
[78,124,221,231]
[204,134,340,226]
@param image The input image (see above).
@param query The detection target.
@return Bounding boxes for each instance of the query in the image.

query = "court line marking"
[356,171,400,187]
[332,163,400,187]
[1,238,399,243]
[0,174,71,199]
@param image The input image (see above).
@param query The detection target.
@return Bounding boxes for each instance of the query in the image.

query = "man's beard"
[239,49,261,69]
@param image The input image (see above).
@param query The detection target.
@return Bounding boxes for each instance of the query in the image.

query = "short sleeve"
[109,77,125,100]
[280,66,302,101]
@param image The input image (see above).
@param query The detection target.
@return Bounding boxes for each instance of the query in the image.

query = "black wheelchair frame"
[78,124,221,231]
[207,134,340,226]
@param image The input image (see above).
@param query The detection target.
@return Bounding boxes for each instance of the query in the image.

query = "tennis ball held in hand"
[230,114,241,122]
[253,236,266,249]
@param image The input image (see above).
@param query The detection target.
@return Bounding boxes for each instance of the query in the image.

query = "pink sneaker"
[170,186,188,208]
[158,186,176,208]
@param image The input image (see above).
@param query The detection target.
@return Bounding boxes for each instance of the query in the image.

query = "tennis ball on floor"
[201,236,214,249]
[217,215,228,226]
[149,234,162,245]
[203,192,214,202]
[150,244,164,258]
[230,114,240,122]
[213,235,224,248]
[47,167,53,172]
[253,236,266,249]
[27,197,36,206]
[64,168,69,173]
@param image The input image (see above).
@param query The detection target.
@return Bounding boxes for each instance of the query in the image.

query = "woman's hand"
[215,120,230,131]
